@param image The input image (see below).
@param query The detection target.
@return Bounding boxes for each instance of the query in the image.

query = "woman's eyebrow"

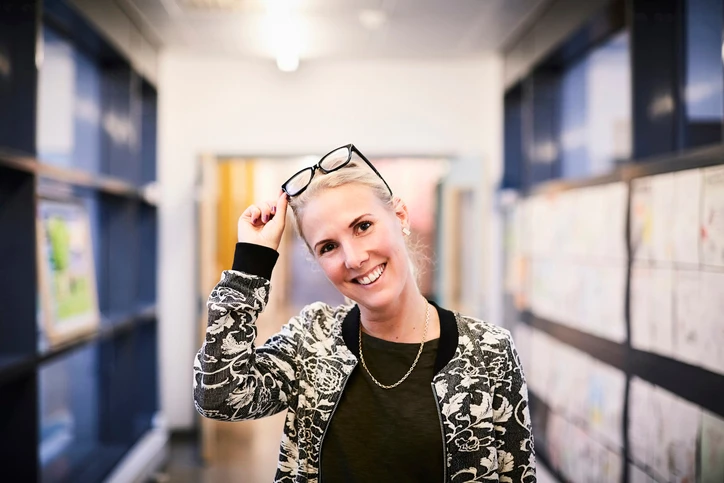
[312,214,374,251]
[348,214,373,228]
[313,238,333,251]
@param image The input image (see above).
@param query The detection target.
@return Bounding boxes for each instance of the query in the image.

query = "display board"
[504,163,724,483]
[630,167,724,375]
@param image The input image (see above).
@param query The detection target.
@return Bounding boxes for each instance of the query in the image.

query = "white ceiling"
[119,0,549,61]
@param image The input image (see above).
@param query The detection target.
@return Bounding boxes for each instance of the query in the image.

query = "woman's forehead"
[306,184,383,211]
[300,185,388,236]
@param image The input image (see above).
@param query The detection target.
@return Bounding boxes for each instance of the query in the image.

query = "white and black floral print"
[194,270,536,482]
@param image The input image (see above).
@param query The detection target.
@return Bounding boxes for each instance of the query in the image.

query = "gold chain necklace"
[358,302,430,389]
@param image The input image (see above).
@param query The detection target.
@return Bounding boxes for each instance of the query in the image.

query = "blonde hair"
[287,160,426,284]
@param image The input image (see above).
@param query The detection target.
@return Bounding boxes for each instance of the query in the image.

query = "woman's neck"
[358,285,440,343]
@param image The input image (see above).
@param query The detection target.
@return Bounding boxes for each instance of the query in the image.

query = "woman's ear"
[392,196,410,227]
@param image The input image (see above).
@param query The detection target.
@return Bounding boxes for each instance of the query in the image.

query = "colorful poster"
[701,166,724,267]
[37,198,99,347]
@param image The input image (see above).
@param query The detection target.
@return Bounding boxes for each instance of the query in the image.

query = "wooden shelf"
[528,143,724,196]
[0,306,157,383]
[0,355,36,385]
[0,149,158,205]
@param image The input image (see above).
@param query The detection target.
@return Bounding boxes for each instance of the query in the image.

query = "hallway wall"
[158,54,504,429]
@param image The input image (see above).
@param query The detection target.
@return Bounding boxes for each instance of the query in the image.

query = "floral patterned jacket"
[193,243,536,483]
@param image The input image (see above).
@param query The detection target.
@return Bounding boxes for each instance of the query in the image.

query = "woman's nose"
[343,243,369,270]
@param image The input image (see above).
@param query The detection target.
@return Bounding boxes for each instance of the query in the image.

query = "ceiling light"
[358,9,387,30]
[266,0,301,72]
[276,52,299,72]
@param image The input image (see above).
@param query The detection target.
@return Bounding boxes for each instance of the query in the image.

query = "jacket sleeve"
[493,332,537,483]
[193,243,302,421]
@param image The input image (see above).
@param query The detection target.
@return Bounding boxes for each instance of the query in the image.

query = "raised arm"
[193,243,302,420]
[194,191,297,420]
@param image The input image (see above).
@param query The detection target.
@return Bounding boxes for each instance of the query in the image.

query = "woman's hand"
[238,191,289,251]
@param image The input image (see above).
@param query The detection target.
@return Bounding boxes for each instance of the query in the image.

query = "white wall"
[158,53,503,429]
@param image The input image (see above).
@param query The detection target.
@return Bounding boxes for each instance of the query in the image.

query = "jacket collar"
[341,300,459,375]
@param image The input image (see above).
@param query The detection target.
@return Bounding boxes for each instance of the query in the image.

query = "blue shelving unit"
[0,1,161,481]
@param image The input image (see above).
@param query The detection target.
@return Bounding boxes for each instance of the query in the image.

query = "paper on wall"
[634,383,701,482]
[629,464,656,483]
[631,266,675,356]
[587,360,626,449]
[630,265,652,352]
[700,271,724,375]
[651,173,676,263]
[649,268,675,357]
[628,377,655,469]
[672,169,702,265]
[700,411,724,483]
[600,183,629,261]
[701,166,724,268]
[631,177,654,262]
[672,270,705,367]
[665,390,700,482]
[599,264,627,343]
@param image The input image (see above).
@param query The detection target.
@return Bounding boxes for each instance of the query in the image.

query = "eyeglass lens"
[319,147,351,172]
[285,168,314,195]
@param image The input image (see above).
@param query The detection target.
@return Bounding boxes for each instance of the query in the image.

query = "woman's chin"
[345,285,401,312]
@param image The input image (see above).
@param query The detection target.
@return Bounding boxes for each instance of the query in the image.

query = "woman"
[194,144,536,482]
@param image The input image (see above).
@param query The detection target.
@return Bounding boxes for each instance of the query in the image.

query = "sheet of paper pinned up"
[700,411,724,483]
[701,166,724,268]
[672,169,702,265]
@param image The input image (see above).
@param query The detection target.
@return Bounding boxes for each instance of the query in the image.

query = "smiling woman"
[193,144,537,483]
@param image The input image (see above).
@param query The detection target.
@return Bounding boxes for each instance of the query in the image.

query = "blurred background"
[0,0,723,481]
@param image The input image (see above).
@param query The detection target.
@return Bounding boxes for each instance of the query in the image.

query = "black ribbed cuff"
[231,242,279,280]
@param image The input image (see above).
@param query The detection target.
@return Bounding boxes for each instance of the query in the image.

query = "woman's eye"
[319,243,335,255]
[357,221,372,232]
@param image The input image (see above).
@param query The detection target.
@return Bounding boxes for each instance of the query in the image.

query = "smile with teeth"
[355,264,386,285]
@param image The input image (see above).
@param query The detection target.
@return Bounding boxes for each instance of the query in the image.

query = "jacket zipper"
[316,363,355,483]
[431,382,448,482]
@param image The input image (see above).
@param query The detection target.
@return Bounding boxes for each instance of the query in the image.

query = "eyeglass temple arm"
[351,145,393,196]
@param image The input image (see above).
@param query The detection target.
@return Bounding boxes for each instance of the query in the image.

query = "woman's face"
[299,183,413,311]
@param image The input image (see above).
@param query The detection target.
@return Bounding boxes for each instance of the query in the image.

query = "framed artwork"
[37,197,99,347]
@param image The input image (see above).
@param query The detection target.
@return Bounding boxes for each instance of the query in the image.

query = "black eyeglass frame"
[281,144,393,198]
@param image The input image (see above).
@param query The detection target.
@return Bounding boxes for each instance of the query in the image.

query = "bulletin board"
[503,154,724,483]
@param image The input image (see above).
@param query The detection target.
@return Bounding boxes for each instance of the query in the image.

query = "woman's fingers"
[260,201,277,223]
[246,205,262,225]
[274,190,288,221]
[238,193,289,249]
[243,201,280,226]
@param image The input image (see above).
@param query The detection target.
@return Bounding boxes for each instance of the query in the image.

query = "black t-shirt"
[320,332,444,483]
